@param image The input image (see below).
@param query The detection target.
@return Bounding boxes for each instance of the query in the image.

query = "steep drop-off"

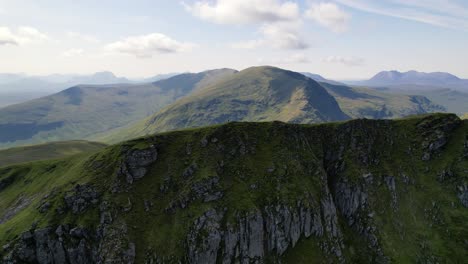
[1,113,467,263]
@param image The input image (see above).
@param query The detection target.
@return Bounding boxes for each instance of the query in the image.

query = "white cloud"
[67,31,100,43]
[186,0,310,50]
[0,26,48,46]
[0,27,18,45]
[183,0,299,25]
[232,21,309,50]
[305,2,351,33]
[335,0,468,30]
[322,55,364,66]
[105,33,194,58]
[62,48,84,57]
[261,22,309,49]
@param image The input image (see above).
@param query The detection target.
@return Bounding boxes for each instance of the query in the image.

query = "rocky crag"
[1,113,467,263]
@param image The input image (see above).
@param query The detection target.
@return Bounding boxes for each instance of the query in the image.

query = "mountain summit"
[135,66,349,136]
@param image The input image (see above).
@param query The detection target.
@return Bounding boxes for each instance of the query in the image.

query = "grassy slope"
[99,66,349,143]
[0,69,236,149]
[0,140,107,167]
[1,114,467,262]
[368,85,468,115]
[99,69,443,145]
[320,82,445,119]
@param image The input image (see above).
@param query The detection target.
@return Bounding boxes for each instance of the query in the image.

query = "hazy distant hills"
[355,70,468,89]
[0,66,447,148]
[101,66,443,143]
[0,71,132,107]
[319,82,444,119]
[300,72,344,85]
[347,70,468,114]
[0,69,236,149]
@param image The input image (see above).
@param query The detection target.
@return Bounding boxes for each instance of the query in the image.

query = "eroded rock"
[119,145,158,184]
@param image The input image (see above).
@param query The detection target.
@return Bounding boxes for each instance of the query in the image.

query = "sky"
[0,0,467,80]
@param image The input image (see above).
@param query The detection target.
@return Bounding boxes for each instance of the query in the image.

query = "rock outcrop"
[118,144,158,184]
[2,226,95,264]
[1,114,467,263]
[186,198,343,264]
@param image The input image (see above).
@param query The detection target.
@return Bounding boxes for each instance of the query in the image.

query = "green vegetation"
[0,66,444,152]
[100,66,350,142]
[320,82,444,119]
[367,86,468,115]
[0,140,106,167]
[1,113,467,263]
[461,113,468,119]
[101,67,443,144]
[0,69,236,149]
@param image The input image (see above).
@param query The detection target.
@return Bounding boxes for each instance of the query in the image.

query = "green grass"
[101,67,444,145]
[0,69,237,149]
[1,113,467,262]
[101,66,351,143]
[320,82,444,119]
[0,140,106,167]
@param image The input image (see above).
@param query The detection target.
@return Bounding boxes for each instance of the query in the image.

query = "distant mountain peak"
[366,70,464,88]
[92,71,117,78]
[371,70,460,81]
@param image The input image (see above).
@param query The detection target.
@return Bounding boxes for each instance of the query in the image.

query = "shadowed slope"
[0,140,107,167]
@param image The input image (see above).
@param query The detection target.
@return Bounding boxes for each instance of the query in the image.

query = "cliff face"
[1,114,468,263]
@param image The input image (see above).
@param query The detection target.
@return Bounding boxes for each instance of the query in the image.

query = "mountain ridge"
[352,70,468,90]
[101,66,444,143]
[121,66,350,139]
[1,113,467,263]
[0,69,237,149]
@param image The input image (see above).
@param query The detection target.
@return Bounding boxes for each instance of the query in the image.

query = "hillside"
[0,69,236,149]
[0,140,106,167]
[320,82,445,119]
[101,67,443,143]
[108,66,349,140]
[1,113,467,263]
[370,87,468,115]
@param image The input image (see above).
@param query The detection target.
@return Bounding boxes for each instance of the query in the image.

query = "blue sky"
[0,0,467,79]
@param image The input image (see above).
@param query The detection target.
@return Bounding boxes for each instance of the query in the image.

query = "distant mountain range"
[0,66,447,148]
[300,72,344,85]
[0,71,131,107]
[0,69,237,149]
[346,70,468,115]
[0,72,182,107]
[350,70,468,90]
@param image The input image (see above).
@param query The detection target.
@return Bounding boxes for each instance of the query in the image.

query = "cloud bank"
[183,0,299,25]
[106,33,194,58]
[0,26,48,46]
[306,2,351,32]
